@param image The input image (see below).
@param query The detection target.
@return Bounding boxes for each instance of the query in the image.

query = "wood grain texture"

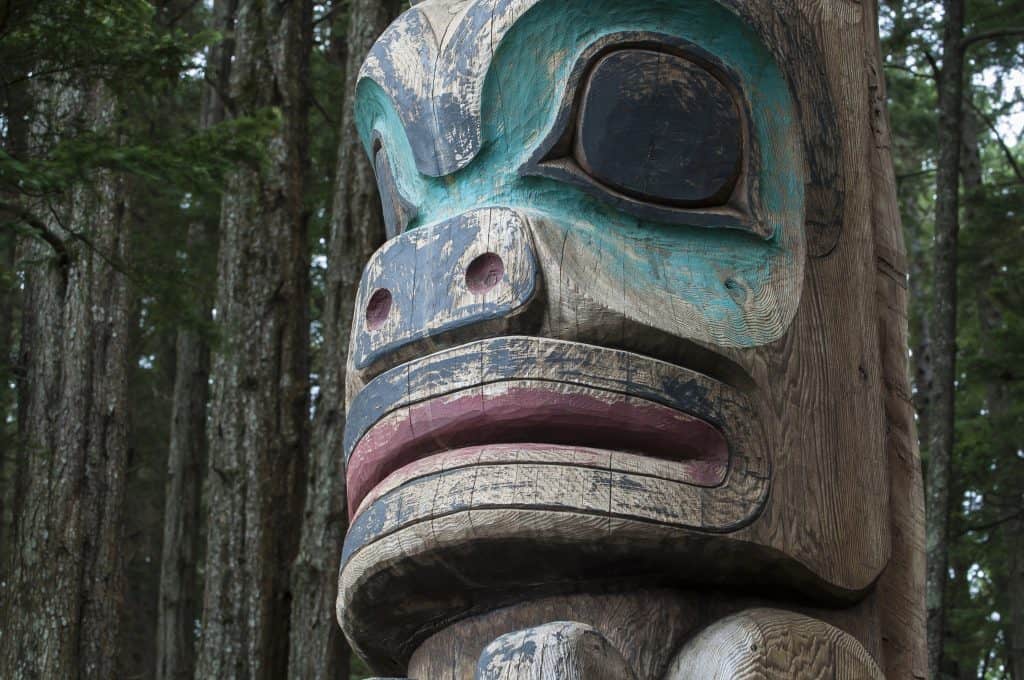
[716,0,846,256]
[356,2,809,350]
[357,0,842,226]
[337,0,925,675]
[358,7,441,174]
[346,385,730,517]
[863,0,928,675]
[665,609,883,679]
[345,448,747,552]
[344,336,764,474]
[409,590,698,680]
[357,0,839,250]
[374,145,418,239]
[408,588,906,680]
[349,208,539,374]
[338,506,881,672]
[475,622,638,680]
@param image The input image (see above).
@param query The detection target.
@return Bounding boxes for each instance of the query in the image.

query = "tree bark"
[948,106,985,680]
[925,1,965,676]
[155,222,211,680]
[960,105,1024,680]
[0,76,30,580]
[287,1,400,678]
[909,217,933,457]
[155,3,235,680]
[158,264,210,680]
[0,234,14,573]
[196,0,313,678]
[0,80,132,679]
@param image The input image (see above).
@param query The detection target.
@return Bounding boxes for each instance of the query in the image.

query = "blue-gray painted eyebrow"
[358,0,843,255]
[358,0,543,177]
[360,8,442,175]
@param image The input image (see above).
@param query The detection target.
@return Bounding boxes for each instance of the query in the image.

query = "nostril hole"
[465,252,504,294]
[365,288,392,330]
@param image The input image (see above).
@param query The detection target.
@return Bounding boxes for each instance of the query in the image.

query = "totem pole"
[337,0,926,677]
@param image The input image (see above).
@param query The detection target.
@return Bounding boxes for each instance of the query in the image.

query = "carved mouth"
[347,380,730,518]
[342,336,766,525]
[339,337,772,672]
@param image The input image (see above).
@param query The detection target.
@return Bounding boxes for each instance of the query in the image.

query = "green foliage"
[307,3,350,394]
[0,1,207,89]
[0,0,285,341]
[0,112,278,197]
[883,0,1024,675]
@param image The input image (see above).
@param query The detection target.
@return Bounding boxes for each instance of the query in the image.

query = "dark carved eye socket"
[519,34,767,238]
[574,50,742,208]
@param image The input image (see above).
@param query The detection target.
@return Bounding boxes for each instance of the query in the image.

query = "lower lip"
[346,382,729,518]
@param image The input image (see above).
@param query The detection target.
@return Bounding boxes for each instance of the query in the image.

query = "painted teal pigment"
[355,0,806,348]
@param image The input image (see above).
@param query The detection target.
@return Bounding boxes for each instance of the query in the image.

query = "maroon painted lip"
[346,381,730,518]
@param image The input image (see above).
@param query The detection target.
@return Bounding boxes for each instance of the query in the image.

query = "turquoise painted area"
[355,0,805,348]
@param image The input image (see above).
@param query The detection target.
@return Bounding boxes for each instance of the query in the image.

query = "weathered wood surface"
[349,208,538,375]
[374,143,418,239]
[864,0,928,675]
[409,590,697,680]
[665,609,884,679]
[343,336,766,515]
[475,622,638,680]
[337,0,925,676]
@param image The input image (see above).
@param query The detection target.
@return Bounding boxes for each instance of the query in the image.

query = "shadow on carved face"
[335,0,888,673]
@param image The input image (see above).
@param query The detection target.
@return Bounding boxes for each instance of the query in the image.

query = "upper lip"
[346,380,729,517]
[344,336,744,518]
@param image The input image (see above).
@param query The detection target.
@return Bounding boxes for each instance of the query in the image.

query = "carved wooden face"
[340,0,891,670]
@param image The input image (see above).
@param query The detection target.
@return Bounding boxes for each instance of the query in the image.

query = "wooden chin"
[337,504,875,674]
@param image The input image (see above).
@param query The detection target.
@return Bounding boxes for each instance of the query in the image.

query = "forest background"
[0,1,1021,679]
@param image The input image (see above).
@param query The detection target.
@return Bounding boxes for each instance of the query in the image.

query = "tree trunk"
[0,80,132,679]
[0,234,14,572]
[156,224,211,680]
[925,1,965,677]
[909,217,933,457]
[0,76,29,579]
[155,3,235,679]
[287,1,400,678]
[948,106,985,680]
[196,0,312,677]
[961,105,1024,680]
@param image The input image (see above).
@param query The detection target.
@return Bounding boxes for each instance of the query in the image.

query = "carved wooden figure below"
[336,0,926,677]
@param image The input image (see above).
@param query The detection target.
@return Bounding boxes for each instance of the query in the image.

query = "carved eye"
[520,37,766,238]
[574,50,741,208]
[373,139,417,239]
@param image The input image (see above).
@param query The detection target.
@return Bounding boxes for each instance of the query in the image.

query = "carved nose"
[350,208,540,375]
